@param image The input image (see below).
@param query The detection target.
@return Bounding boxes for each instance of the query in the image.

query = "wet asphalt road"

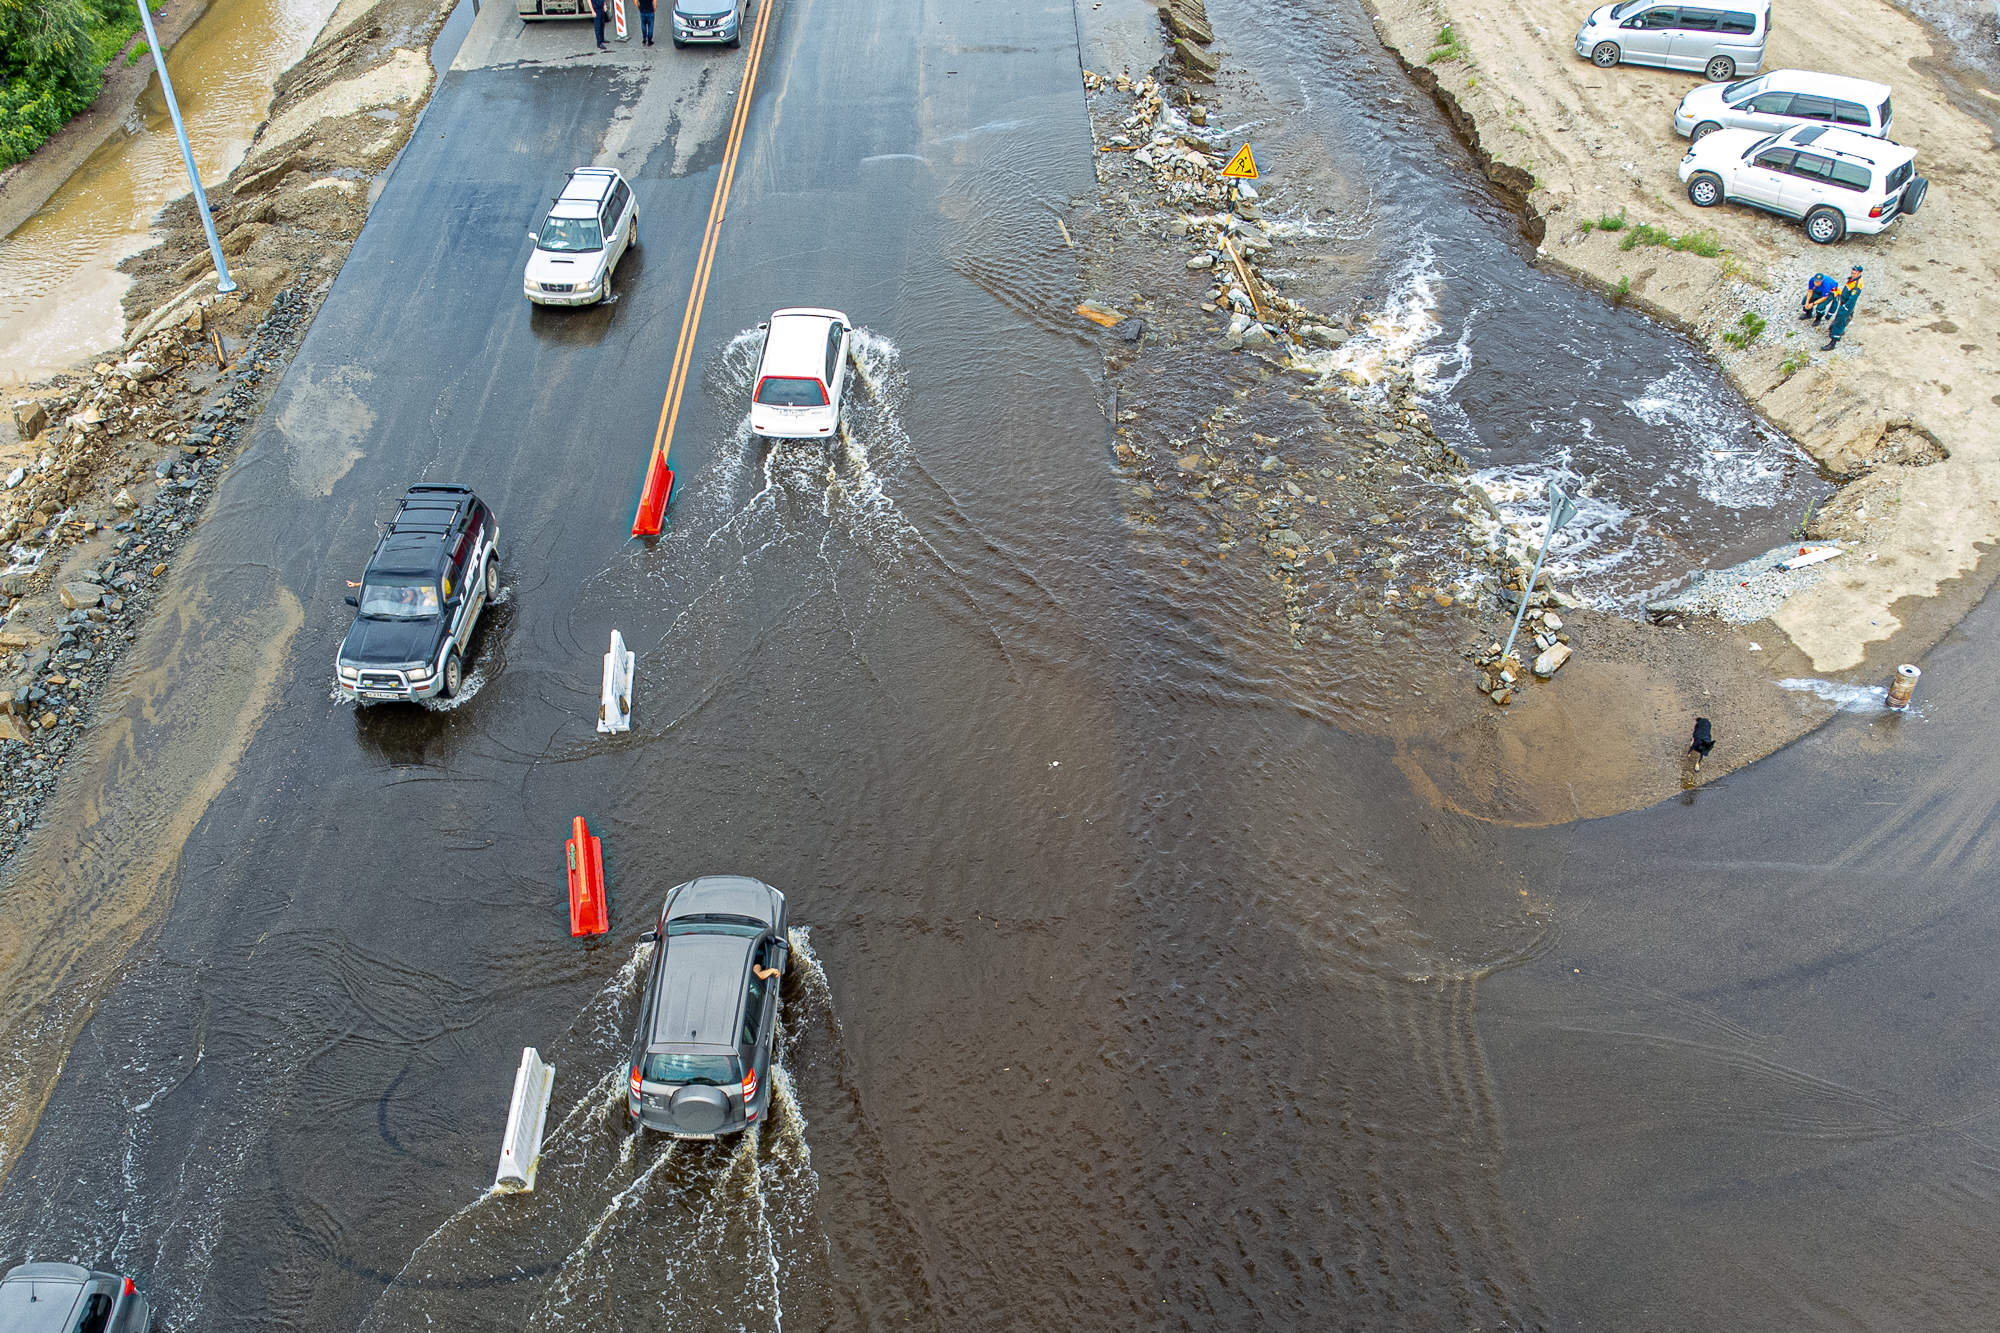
[1,0,1998,1328]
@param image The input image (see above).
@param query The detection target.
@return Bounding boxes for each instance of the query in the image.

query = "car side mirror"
[445,594,463,611]
[528,229,539,242]
[641,929,658,942]
[757,322,768,331]
[344,594,359,607]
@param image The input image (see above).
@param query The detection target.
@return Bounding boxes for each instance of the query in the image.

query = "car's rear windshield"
[643,1052,741,1085]
[538,216,603,252]
[755,376,828,407]
[360,578,440,619]
[667,915,765,937]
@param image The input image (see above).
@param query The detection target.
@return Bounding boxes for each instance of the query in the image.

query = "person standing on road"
[1799,271,1837,321]
[590,0,609,51]
[637,0,655,45]
[1823,266,1863,351]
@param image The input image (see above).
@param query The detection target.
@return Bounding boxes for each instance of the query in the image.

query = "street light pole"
[134,0,236,294]
[1499,481,1578,667]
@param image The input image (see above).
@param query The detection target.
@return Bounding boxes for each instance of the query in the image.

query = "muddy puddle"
[0,0,341,383]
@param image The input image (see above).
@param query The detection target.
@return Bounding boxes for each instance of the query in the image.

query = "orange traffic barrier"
[566,816,608,937]
[631,450,675,537]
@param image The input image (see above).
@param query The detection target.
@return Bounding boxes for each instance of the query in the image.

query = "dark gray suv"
[627,876,789,1139]
[0,1262,148,1333]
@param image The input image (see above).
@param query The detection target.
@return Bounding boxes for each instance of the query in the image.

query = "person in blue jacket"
[1800,271,1838,321]
[1823,266,1864,351]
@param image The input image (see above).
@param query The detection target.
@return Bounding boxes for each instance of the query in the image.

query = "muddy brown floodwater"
[0,0,341,383]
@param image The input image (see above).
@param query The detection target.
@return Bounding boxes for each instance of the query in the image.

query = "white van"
[1575,0,1769,81]
[1674,70,1893,140]
[748,309,851,440]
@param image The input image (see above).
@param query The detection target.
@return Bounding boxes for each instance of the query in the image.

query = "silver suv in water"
[627,876,788,1139]
[0,1263,148,1333]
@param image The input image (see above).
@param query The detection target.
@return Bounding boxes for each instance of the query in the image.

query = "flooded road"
[0,0,1993,1328]
[0,0,341,382]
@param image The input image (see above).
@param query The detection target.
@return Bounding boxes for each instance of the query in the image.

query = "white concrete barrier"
[598,630,634,734]
[494,1047,556,1192]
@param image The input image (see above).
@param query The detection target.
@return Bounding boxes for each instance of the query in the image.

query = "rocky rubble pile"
[1466,602,1573,705]
[0,283,318,857]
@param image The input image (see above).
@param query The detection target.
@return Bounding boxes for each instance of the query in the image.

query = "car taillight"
[1868,202,1887,218]
[122,1278,137,1297]
[741,1068,757,1101]
[630,1065,642,1097]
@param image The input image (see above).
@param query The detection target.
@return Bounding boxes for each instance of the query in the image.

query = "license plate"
[363,691,401,700]
[671,1132,718,1141]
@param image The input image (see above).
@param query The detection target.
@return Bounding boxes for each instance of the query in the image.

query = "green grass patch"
[1778,348,1811,377]
[1720,310,1767,350]
[1618,221,1723,256]
[1427,24,1470,62]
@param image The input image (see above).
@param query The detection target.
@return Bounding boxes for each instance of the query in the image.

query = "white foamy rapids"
[1623,365,1792,509]
[1778,677,1917,715]
[1293,240,1448,393]
[1462,458,1638,601]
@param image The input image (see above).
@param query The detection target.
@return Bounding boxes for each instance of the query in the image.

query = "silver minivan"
[1575,0,1769,81]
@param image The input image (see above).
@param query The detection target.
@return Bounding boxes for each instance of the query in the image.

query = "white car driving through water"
[748,308,852,441]
[523,167,638,307]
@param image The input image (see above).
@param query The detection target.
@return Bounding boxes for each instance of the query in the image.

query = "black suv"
[0,1262,148,1333]
[335,484,500,703]
[628,876,789,1139]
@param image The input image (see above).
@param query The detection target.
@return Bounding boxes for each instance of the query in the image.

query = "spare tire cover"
[669,1084,730,1133]
[1902,177,1928,215]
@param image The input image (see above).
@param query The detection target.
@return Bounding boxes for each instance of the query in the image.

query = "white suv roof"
[551,167,617,216]
[1775,123,1913,167]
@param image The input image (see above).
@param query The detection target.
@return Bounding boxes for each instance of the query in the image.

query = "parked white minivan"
[748,309,852,440]
[1675,70,1893,141]
[1576,0,1769,81]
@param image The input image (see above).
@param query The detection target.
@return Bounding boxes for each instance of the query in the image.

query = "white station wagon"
[1680,123,1928,244]
[524,167,638,307]
[749,308,852,440]
[1675,69,1893,141]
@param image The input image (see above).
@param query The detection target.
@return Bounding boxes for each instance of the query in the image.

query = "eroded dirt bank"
[1371,0,2000,678]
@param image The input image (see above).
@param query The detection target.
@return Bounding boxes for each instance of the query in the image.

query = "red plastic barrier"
[567,815,608,937]
[631,450,675,537]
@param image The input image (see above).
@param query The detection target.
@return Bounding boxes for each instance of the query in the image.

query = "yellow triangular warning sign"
[1221,143,1259,179]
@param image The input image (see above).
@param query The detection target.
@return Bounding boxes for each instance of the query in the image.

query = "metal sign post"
[1499,481,1578,667]
[134,0,236,294]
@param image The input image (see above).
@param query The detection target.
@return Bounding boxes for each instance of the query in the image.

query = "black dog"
[1689,717,1715,769]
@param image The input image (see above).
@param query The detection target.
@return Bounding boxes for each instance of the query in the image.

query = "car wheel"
[1686,172,1724,208]
[1690,120,1722,142]
[1804,206,1846,245]
[484,552,499,601]
[672,36,685,47]
[628,213,639,248]
[726,34,740,47]
[1901,177,1929,215]
[440,649,463,699]
[1704,55,1735,81]
[1591,41,1620,67]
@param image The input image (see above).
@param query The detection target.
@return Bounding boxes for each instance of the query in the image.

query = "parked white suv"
[1679,124,1928,244]
[1575,0,1768,81]
[524,168,638,307]
[1675,70,1893,141]
[749,308,851,440]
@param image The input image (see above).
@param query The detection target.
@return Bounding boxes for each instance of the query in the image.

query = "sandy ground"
[1371,0,2000,679]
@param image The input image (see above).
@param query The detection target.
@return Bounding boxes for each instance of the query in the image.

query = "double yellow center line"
[642,0,780,514]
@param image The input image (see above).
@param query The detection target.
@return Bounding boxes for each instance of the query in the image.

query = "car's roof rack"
[407,482,474,495]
